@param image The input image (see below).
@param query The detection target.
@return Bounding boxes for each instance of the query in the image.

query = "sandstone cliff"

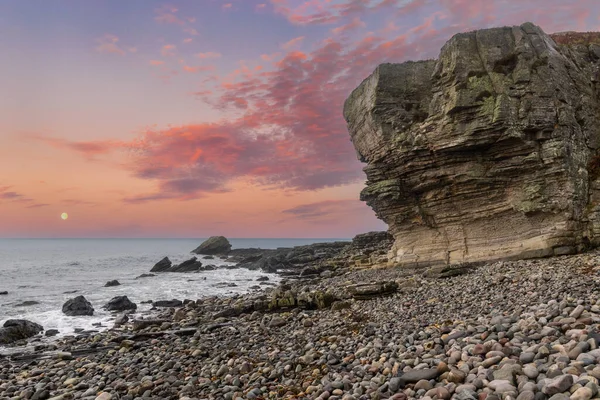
[344,23,600,267]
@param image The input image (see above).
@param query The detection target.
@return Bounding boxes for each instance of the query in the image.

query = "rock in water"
[169,257,203,272]
[103,296,137,312]
[0,319,43,344]
[344,23,600,267]
[104,280,120,287]
[62,295,94,316]
[150,256,172,272]
[191,236,232,255]
[0,291,7,295]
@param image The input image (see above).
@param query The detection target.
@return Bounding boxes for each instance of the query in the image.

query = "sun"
[61,212,68,220]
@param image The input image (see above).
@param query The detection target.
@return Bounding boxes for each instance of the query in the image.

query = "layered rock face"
[344,23,600,267]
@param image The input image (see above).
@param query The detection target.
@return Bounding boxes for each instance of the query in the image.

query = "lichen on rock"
[344,23,600,267]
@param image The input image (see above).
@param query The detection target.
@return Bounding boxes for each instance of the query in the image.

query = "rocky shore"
[2,249,600,400]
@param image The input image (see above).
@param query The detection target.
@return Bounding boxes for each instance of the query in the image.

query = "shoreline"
[2,249,600,399]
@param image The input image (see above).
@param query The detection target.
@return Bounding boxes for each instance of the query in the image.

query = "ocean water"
[0,238,346,342]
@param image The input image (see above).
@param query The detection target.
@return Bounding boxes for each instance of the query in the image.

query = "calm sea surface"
[0,238,347,342]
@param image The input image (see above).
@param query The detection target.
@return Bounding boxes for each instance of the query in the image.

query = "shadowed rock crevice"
[344,23,600,267]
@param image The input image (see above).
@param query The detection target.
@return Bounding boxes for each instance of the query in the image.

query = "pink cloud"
[154,4,185,25]
[149,60,165,66]
[196,52,222,59]
[281,36,305,49]
[184,27,199,36]
[331,17,366,35]
[95,34,128,55]
[183,65,216,73]
[161,44,176,57]
[183,38,193,43]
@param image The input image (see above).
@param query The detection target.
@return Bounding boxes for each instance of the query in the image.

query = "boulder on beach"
[0,319,43,345]
[62,295,94,316]
[191,236,232,255]
[104,280,120,287]
[103,295,137,312]
[150,256,172,272]
[153,299,183,307]
[45,329,59,337]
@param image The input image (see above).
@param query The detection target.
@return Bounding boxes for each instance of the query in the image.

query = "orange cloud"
[149,60,165,66]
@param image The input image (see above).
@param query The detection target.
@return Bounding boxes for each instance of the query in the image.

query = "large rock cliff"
[344,23,600,267]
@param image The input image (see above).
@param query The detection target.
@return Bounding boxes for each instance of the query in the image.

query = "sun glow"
[61,213,68,220]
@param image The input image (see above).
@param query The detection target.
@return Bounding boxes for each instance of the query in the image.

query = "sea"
[0,238,347,344]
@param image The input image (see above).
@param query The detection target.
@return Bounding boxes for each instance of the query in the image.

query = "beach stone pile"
[2,250,600,399]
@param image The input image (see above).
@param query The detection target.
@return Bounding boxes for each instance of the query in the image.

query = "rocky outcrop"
[104,296,137,312]
[344,23,600,267]
[150,256,172,272]
[62,295,94,316]
[104,280,120,287]
[235,241,350,274]
[149,257,205,273]
[0,319,43,345]
[191,236,232,255]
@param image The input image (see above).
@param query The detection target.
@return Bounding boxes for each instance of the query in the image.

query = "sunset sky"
[1,0,599,238]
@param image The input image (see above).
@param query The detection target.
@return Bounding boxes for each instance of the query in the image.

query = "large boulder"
[344,23,600,267]
[0,319,43,344]
[104,296,137,312]
[62,295,94,316]
[150,256,172,272]
[191,236,232,255]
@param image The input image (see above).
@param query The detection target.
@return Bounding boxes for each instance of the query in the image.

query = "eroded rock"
[191,236,232,255]
[344,23,600,267]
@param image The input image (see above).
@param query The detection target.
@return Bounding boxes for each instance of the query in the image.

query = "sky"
[0,0,598,238]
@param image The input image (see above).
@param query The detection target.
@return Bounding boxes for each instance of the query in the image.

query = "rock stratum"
[344,23,600,267]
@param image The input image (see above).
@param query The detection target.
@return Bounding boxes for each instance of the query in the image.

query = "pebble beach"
[3,249,600,400]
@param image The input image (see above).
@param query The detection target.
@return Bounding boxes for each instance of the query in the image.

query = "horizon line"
[0,237,354,240]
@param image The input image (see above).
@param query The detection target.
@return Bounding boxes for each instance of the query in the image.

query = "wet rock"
[0,319,43,344]
[153,299,183,307]
[62,295,94,316]
[104,280,120,287]
[150,256,172,272]
[103,296,137,312]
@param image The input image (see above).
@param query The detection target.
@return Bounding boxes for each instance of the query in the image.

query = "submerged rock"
[344,23,600,267]
[191,236,232,255]
[62,295,94,316]
[0,319,43,344]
